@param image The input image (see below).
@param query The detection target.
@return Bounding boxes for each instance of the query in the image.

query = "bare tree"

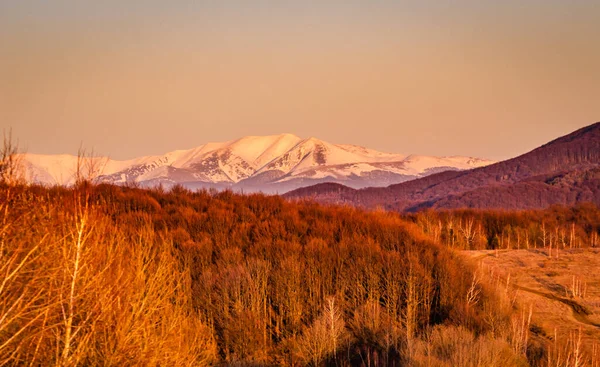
[403,263,424,358]
[466,269,482,309]
[74,145,107,186]
[459,217,477,249]
[325,297,345,362]
[510,304,532,357]
[446,215,456,248]
[541,222,548,249]
[296,296,346,366]
[0,129,24,185]
[570,275,587,299]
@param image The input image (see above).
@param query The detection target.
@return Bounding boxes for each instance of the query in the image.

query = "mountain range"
[285,122,600,211]
[20,134,493,193]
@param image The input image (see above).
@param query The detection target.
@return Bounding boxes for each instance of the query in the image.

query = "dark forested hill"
[285,122,600,211]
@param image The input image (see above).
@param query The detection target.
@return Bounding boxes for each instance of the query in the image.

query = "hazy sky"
[1,1,598,160]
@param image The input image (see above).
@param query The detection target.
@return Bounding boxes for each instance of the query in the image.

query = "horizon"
[17,131,492,163]
[4,121,600,162]
[6,122,600,162]
[8,123,595,162]
[1,1,599,161]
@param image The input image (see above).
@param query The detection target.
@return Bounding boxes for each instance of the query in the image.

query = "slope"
[285,122,600,211]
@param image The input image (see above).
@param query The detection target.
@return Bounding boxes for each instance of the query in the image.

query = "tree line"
[407,205,600,252]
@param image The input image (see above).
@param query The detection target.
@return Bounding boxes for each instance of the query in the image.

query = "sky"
[1,1,599,161]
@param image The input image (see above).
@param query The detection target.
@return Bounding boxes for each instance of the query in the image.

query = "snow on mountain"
[22,154,79,185]
[256,137,408,178]
[20,134,494,193]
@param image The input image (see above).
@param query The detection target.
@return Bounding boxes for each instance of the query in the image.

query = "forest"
[407,205,600,251]
[2,178,599,366]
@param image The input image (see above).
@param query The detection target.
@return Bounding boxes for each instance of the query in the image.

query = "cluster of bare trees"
[411,207,600,252]
[1,182,533,366]
[570,276,588,299]
[545,328,600,367]
[0,186,216,365]
[3,176,600,365]
[0,129,109,188]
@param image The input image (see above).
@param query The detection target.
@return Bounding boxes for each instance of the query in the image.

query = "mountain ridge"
[285,122,600,210]
[20,134,493,193]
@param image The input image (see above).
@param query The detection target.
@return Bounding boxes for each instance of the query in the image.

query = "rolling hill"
[285,122,600,211]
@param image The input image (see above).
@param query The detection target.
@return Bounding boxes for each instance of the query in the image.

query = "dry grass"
[411,325,528,367]
[464,249,600,366]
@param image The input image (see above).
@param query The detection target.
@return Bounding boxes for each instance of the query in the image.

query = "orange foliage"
[0,183,542,365]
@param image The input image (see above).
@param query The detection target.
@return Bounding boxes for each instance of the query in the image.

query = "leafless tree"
[459,217,477,249]
[74,145,108,186]
[0,129,25,185]
[466,268,482,308]
[296,296,346,366]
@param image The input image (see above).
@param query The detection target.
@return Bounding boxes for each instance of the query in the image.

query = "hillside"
[20,134,492,193]
[286,122,600,211]
[1,183,532,366]
[464,248,600,361]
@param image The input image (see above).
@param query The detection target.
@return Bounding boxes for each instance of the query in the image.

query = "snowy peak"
[175,134,304,182]
[227,134,303,168]
[258,137,330,174]
[256,137,409,177]
[20,134,494,193]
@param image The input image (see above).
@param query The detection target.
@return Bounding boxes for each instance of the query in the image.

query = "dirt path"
[468,249,512,261]
[513,284,600,328]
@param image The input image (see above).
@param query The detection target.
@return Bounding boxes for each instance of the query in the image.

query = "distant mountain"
[285,122,600,210]
[20,134,493,193]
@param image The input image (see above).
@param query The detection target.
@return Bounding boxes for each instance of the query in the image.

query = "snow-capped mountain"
[20,134,494,193]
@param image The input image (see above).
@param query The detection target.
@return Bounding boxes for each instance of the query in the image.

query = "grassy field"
[465,248,600,361]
